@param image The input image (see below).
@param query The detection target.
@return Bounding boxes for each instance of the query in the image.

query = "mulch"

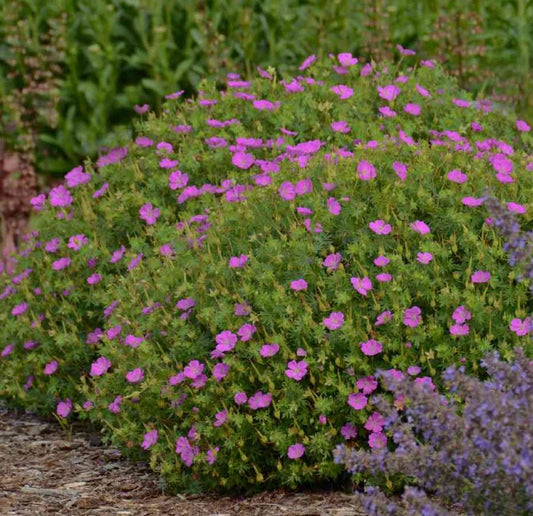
[0,405,367,516]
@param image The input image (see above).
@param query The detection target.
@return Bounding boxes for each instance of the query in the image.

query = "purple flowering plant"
[0,53,531,492]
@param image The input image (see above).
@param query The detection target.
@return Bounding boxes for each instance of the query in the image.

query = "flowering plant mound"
[334,348,533,516]
[1,54,531,492]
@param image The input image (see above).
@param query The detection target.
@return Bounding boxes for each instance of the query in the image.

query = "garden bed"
[0,405,366,515]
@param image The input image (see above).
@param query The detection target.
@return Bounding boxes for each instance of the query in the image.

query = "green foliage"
[0,57,531,493]
[0,0,532,177]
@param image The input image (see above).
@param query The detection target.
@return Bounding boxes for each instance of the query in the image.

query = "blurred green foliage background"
[1,0,532,178]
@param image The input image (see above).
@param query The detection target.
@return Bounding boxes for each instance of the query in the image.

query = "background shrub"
[0,56,531,492]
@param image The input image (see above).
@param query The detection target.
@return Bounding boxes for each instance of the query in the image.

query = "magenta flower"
[452,306,472,324]
[290,278,308,291]
[232,152,255,169]
[279,182,296,201]
[379,106,397,117]
[338,52,358,66]
[404,103,421,115]
[327,197,341,215]
[360,339,383,356]
[248,391,272,410]
[90,356,111,376]
[509,317,531,336]
[378,85,400,101]
[124,334,143,348]
[416,84,431,97]
[141,429,158,450]
[44,360,58,375]
[330,120,351,133]
[323,253,342,271]
[375,310,393,326]
[30,194,46,211]
[169,170,189,190]
[134,104,149,114]
[56,399,72,418]
[407,365,421,376]
[260,343,280,357]
[287,443,306,459]
[357,160,377,181]
[176,297,195,311]
[67,234,88,250]
[213,363,229,381]
[184,360,204,379]
[87,273,102,285]
[139,203,160,225]
[285,360,308,381]
[393,161,407,180]
[299,54,316,70]
[516,119,530,132]
[350,276,372,296]
[348,393,368,410]
[417,252,433,264]
[159,158,179,169]
[295,178,313,195]
[49,185,73,207]
[507,202,526,214]
[126,367,144,383]
[450,324,470,336]
[215,330,238,352]
[110,245,126,263]
[324,312,344,330]
[403,306,422,328]
[364,412,386,433]
[128,253,143,271]
[213,410,228,427]
[1,344,14,357]
[237,323,257,342]
[374,255,390,267]
[234,392,248,405]
[471,270,491,284]
[462,196,484,207]
[368,431,387,449]
[331,85,354,99]
[376,273,392,282]
[52,257,71,271]
[11,302,28,316]
[447,169,468,183]
[65,166,91,188]
[92,182,109,198]
[410,220,431,235]
[369,219,392,235]
[229,254,248,268]
[253,99,280,111]
[341,423,358,440]
[108,395,122,414]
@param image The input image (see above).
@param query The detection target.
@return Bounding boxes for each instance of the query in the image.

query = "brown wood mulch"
[0,405,367,516]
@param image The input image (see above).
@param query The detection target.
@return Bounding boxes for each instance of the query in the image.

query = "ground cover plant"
[334,348,533,515]
[0,53,531,493]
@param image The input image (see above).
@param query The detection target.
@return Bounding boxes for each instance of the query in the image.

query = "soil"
[0,405,367,516]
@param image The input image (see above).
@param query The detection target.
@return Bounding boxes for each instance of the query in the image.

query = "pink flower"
[357,160,377,181]
[471,270,491,284]
[139,203,160,225]
[237,323,257,342]
[67,234,88,250]
[49,185,73,207]
[1,344,14,357]
[229,254,248,268]
[403,306,422,328]
[234,392,248,405]
[260,343,280,357]
[378,85,400,101]
[507,202,526,214]
[323,253,342,271]
[376,273,392,282]
[375,310,393,326]
[516,120,530,132]
[290,279,308,291]
[52,257,71,271]
[393,161,407,180]
[330,121,351,133]
[327,197,341,215]
[462,197,484,207]
[417,252,433,264]
[341,423,358,440]
[338,53,358,66]
[141,430,158,450]
[407,365,421,376]
[374,255,390,267]
[65,166,92,188]
[128,253,143,271]
[415,84,431,97]
[159,158,179,169]
[11,302,28,316]
[410,220,431,235]
[56,399,72,418]
[295,178,313,195]
[452,306,472,324]
[126,367,144,383]
[450,324,470,336]
[348,393,368,410]
[364,412,386,433]
[369,219,392,235]
[215,331,238,353]
[324,312,344,330]
[331,85,354,99]
[447,169,468,183]
[124,334,143,348]
[108,395,122,414]
[404,103,421,116]
[213,363,229,381]
[368,431,387,449]
[285,360,308,381]
[232,152,255,169]
[509,317,531,336]
[379,106,397,117]
[287,443,306,459]
[214,410,228,427]
[87,273,102,285]
[90,356,111,376]
[248,391,272,410]
[184,360,204,379]
[44,360,58,375]
[30,194,46,211]
[351,276,372,296]
[360,339,383,356]
[253,99,280,111]
[279,182,296,201]
[110,245,126,263]
[357,376,378,394]
[299,54,316,70]
[169,170,189,190]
